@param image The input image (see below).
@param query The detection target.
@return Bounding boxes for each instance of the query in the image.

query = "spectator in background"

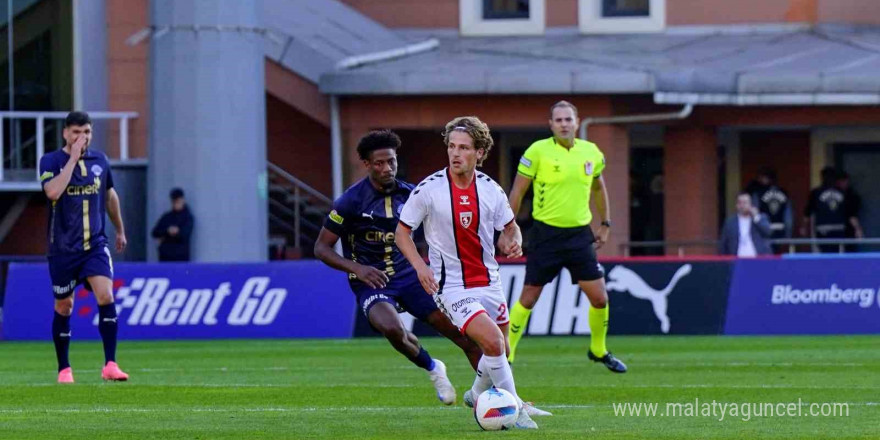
[745,167,792,251]
[719,192,773,257]
[151,188,194,261]
[836,171,864,251]
[802,167,847,253]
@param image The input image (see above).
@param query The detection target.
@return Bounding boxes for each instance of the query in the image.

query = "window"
[602,0,649,17]
[460,0,544,36]
[483,0,530,20]
[580,0,664,34]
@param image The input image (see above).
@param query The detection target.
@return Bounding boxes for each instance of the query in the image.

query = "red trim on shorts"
[460,309,488,336]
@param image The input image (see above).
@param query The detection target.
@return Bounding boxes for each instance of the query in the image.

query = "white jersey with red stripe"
[399,168,515,290]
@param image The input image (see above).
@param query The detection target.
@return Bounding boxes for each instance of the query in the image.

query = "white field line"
[0,403,876,414]
[0,361,870,375]
[4,383,879,390]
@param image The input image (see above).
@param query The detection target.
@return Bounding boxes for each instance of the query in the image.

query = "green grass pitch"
[1,335,878,439]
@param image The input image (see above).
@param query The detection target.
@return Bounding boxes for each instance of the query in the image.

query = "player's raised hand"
[116,231,127,253]
[354,265,389,289]
[416,265,439,295]
[70,135,87,161]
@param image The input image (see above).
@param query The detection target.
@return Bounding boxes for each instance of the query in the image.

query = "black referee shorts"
[524,221,604,286]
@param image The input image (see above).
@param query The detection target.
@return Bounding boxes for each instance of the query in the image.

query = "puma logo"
[605,264,692,334]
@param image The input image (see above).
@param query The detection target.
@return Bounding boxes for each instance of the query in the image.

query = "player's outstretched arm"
[591,175,611,249]
[107,188,127,252]
[395,222,438,294]
[508,174,533,217]
[497,220,523,258]
[314,227,388,289]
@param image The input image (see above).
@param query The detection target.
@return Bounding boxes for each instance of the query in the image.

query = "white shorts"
[434,284,509,335]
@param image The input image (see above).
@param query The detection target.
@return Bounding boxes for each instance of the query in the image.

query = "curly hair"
[442,116,494,166]
[357,129,401,160]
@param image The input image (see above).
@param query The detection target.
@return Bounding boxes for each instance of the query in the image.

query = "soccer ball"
[473,388,519,430]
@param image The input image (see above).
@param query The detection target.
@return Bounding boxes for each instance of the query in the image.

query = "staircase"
[267,162,333,259]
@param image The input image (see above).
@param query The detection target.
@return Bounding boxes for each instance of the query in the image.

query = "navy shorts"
[525,221,604,285]
[48,245,114,299]
[354,271,439,322]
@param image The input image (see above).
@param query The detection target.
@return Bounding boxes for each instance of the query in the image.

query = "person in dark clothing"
[836,171,864,252]
[151,188,194,261]
[746,167,792,251]
[802,167,847,253]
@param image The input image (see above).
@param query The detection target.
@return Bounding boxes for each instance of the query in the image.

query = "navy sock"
[408,347,435,371]
[97,304,118,364]
[52,312,71,372]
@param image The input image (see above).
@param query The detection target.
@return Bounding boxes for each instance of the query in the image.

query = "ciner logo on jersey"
[91,277,288,327]
[66,177,101,196]
[365,231,395,244]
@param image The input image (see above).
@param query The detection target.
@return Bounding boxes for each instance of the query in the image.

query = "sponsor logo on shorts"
[451,297,479,313]
[362,293,390,314]
[53,280,78,296]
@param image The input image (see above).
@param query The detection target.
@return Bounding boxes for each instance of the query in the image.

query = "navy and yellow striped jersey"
[39,149,114,256]
[323,178,415,290]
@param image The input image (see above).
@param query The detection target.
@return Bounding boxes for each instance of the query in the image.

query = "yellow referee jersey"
[516,137,605,228]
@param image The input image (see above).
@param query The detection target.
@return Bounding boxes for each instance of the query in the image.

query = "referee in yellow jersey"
[506,101,626,373]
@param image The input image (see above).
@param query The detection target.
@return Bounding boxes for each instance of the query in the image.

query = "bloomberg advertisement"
[356,261,734,337]
[725,259,880,335]
[2,262,356,340]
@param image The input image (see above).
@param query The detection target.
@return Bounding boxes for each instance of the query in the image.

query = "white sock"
[483,354,519,402]
[470,356,493,396]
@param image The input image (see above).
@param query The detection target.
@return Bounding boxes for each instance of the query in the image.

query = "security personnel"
[746,168,792,250]
[803,167,847,253]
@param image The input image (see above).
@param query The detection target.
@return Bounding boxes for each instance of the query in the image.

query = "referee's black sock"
[52,311,71,372]
[97,304,118,364]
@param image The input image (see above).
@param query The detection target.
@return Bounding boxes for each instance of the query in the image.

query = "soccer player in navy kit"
[39,111,129,383]
[314,130,481,405]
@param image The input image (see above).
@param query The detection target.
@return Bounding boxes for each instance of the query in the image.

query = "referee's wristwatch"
[601,220,612,228]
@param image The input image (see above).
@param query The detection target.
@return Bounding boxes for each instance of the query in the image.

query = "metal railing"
[0,111,139,182]
[266,162,333,253]
[619,238,880,256]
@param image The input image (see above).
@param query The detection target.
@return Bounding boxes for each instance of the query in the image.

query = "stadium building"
[1,0,880,260]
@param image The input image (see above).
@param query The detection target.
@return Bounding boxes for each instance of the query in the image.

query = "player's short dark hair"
[442,116,494,167]
[550,100,578,119]
[357,130,401,160]
[65,111,92,128]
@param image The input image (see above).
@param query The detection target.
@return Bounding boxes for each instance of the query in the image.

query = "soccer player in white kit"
[396,116,542,429]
